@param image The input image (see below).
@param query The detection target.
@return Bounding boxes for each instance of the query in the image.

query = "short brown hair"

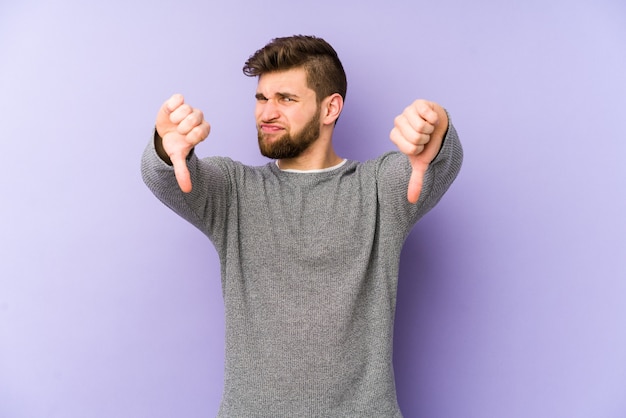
[243,35,347,104]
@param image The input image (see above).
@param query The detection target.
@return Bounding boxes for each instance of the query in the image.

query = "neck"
[277,128,343,170]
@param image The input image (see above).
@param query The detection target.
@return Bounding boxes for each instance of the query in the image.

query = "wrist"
[153,129,173,165]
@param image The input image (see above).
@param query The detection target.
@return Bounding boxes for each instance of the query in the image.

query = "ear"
[321,93,344,126]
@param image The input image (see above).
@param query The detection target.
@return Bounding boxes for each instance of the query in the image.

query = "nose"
[258,99,280,122]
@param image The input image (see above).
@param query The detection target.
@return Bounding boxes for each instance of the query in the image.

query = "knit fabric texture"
[141,123,463,417]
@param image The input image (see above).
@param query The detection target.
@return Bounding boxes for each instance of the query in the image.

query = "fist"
[390,100,448,203]
[156,94,211,192]
[389,100,440,157]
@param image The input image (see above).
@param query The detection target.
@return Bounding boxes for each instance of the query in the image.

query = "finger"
[177,109,205,136]
[185,121,211,144]
[407,166,423,204]
[156,94,185,137]
[165,93,185,114]
[405,112,435,138]
[390,126,426,155]
[407,154,429,204]
[171,154,193,193]
[412,100,439,126]
[394,113,432,145]
[169,103,193,125]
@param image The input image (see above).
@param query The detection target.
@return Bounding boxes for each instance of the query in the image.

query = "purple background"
[1,0,625,417]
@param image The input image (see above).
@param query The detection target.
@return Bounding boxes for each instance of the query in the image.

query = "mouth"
[259,124,285,134]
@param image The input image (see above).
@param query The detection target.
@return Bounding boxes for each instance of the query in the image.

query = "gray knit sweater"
[141,123,463,417]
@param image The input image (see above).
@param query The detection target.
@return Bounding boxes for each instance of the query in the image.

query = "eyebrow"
[255,92,300,100]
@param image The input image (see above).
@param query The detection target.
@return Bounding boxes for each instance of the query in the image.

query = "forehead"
[256,68,313,96]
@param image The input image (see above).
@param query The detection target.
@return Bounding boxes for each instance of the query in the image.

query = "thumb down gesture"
[155,94,211,193]
[389,100,449,204]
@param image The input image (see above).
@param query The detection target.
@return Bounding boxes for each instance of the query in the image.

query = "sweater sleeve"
[376,119,463,231]
[417,120,464,214]
[140,133,233,241]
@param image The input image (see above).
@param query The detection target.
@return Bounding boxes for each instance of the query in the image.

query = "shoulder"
[198,156,274,177]
[196,157,288,200]
[357,152,412,181]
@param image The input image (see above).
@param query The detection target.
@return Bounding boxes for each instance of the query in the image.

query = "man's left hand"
[390,100,448,204]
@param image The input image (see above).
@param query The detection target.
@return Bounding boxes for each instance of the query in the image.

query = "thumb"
[407,155,427,204]
[171,154,192,193]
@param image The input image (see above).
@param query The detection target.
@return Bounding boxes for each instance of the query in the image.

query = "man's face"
[255,68,321,159]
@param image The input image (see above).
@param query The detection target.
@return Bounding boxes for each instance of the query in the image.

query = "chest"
[235,176,379,270]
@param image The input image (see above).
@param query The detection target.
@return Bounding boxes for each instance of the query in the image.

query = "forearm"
[422,120,463,202]
[141,134,187,206]
[141,135,233,239]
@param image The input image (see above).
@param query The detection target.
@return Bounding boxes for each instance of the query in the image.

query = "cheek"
[286,107,312,127]
[254,104,263,121]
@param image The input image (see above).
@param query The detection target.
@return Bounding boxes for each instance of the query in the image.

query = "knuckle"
[407,141,424,154]
[407,131,421,144]
[412,144,425,155]
[185,112,198,125]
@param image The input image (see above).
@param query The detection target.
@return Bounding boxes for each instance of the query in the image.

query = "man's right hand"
[155,94,211,193]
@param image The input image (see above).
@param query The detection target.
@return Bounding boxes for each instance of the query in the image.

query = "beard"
[257,106,321,159]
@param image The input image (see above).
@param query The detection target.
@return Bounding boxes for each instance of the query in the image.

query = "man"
[142,35,463,417]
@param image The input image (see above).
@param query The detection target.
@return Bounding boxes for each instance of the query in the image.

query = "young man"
[142,35,463,417]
